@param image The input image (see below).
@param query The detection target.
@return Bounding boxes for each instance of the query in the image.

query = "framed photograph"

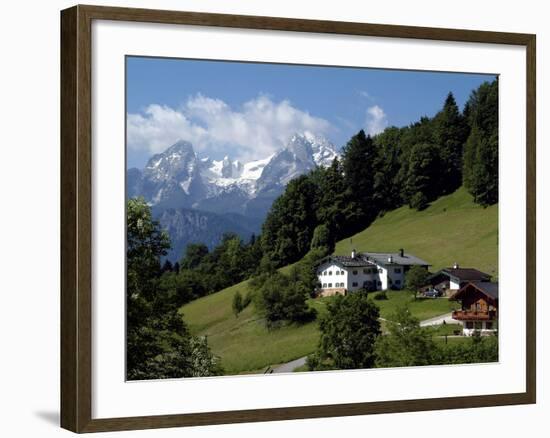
[60,4,536,433]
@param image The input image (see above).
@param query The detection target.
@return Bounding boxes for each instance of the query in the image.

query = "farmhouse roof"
[451,281,499,301]
[318,251,430,269]
[362,251,430,267]
[440,267,491,281]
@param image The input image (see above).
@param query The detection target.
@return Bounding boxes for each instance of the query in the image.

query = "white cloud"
[127,94,332,162]
[365,105,388,136]
[359,90,375,102]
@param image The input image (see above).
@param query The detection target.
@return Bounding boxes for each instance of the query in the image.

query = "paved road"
[419,312,457,327]
[272,356,308,374]
[271,312,459,373]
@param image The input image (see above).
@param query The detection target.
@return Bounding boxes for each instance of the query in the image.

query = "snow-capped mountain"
[127,133,339,259]
[128,133,338,215]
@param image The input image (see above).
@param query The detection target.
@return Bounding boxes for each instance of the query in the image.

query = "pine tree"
[433,92,468,194]
[405,143,442,210]
[341,130,378,231]
[372,127,403,212]
[261,175,318,266]
[463,79,499,206]
[161,259,173,273]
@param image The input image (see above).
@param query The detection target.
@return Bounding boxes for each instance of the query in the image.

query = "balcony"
[452,310,497,321]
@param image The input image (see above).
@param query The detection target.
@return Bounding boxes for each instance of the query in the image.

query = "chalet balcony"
[452,310,497,321]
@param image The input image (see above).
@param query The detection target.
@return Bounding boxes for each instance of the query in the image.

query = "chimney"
[399,248,404,258]
[388,255,393,263]
[351,249,356,259]
[453,262,459,269]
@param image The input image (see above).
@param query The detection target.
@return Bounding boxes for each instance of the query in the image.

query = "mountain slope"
[154,207,261,262]
[335,186,498,276]
[181,187,497,374]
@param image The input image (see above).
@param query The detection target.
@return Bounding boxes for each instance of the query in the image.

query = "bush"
[410,191,429,211]
[254,272,316,328]
[373,291,388,300]
[232,291,244,317]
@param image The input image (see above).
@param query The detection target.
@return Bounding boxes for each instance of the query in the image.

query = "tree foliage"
[462,80,499,206]
[261,175,319,266]
[312,293,381,370]
[405,265,430,295]
[375,307,438,367]
[126,198,222,380]
[433,92,469,193]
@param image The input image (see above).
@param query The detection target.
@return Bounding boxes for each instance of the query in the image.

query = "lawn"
[334,187,498,277]
[371,291,458,321]
[182,287,459,374]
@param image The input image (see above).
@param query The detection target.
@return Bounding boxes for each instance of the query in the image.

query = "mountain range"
[127,133,339,261]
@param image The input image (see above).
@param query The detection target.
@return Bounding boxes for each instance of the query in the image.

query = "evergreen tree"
[180,243,209,270]
[314,158,350,241]
[405,143,442,210]
[462,79,499,206]
[372,127,404,212]
[395,117,436,204]
[161,259,173,273]
[433,92,468,193]
[261,175,318,266]
[341,130,378,230]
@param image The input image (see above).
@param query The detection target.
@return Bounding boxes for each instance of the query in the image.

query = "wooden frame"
[60,4,536,433]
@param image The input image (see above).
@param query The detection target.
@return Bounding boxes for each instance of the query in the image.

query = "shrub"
[374,291,388,300]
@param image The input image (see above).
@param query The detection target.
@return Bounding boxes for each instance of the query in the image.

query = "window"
[485,322,493,330]
[340,282,345,287]
[328,283,332,288]
[394,268,402,273]
[329,271,332,275]
[474,322,483,330]
[352,282,358,287]
[352,270,358,275]
[466,322,474,329]
[340,270,344,275]
[322,271,326,276]
[378,268,383,273]
[475,302,481,312]
[336,271,340,275]
[395,280,401,285]
[322,283,327,288]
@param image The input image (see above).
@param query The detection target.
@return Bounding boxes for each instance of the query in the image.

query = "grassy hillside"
[335,187,498,277]
[181,187,497,374]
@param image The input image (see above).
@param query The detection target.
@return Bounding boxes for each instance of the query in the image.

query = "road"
[271,312,459,373]
[419,312,457,327]
[271,356,308,373]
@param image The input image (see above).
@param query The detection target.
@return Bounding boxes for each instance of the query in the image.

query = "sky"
[126,56,497,169]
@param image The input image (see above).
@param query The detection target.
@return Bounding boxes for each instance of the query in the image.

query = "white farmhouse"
[315,249,430,297]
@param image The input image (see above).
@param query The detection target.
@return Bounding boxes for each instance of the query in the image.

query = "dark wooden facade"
[451,282,498,330]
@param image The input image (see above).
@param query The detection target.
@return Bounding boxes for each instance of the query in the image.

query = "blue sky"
[126,56,496,169]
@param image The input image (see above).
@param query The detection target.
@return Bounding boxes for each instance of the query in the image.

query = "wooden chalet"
[450,281,498,336]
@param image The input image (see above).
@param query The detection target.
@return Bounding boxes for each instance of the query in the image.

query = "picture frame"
[60,4,536,433]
